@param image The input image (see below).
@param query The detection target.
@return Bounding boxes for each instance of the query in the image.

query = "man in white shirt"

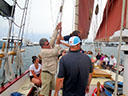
[109,55,117,69]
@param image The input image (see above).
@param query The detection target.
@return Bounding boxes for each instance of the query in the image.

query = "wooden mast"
[75,0,79,30]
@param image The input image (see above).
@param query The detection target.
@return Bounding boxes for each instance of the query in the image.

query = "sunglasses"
[43,42,49,46]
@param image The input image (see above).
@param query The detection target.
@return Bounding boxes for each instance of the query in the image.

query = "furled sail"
[95,0,127,41]
[78,0,94,39]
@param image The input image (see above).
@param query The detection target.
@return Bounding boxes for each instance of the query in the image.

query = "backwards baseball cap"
[69,36,81,46]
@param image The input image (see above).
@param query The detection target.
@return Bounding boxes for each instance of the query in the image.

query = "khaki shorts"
[40,71,55,96]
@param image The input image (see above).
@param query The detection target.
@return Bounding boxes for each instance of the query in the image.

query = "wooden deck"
[16,69,123,96]
[88,69,123,96]
[17,77,33,95]
[103,69,123,82]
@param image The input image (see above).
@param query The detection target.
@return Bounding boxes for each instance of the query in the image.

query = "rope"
[24,0,32,40]
[22,84,33,90]
[18,0,30,45]
[14,45,24,71]
[7,18,21,28]
[1,52,15,81]
[6,0,16,52]
[16,2,27,10]
[21,0,30,41]
[50,0,54,28]
[72,0,75,31]
[113,0,126,95]
[55,0,65,27]
[12,0,26,10]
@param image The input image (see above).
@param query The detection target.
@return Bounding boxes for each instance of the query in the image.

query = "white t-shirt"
[109,57,117,66]
[103,57,109,65]
[29,63,42,76]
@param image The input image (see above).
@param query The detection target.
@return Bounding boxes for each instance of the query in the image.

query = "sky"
[0,0,75,42]
[0,0,107,42]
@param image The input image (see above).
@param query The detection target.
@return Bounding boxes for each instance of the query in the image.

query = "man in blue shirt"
[54,36,93,96]
[60,30,81,41]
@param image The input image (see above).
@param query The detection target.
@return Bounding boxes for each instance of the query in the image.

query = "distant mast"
[75,0,79,30]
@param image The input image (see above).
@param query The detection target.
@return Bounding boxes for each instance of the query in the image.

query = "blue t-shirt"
[63,35,71,41]
[58,51,93,96]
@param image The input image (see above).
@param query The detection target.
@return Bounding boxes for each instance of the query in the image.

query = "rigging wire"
[12,0,26,10]
[6,0,16,52]
[1,17,23,28]
[16,2,26,10]
[24,0,32,40]
[7,18,21,28]
[20,0,30,43]
[113,0,126,95]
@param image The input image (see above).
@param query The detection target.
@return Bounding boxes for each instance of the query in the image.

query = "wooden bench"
[93,69,113,80]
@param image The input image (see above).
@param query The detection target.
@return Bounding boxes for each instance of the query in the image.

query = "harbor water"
[0,45,125,84]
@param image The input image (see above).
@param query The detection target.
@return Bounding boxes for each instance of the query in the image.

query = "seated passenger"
[29,56,42,87]
[58,49,67,60]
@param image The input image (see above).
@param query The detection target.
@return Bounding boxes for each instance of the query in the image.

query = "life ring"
[92,85,104,96]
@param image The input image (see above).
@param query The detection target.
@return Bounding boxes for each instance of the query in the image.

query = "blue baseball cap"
[69,36,81,46]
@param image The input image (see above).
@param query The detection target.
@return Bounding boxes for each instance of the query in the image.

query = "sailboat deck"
[87,69,123,96]
[103,69,123,82]
[87,77,110,96]
[16,77,33,95]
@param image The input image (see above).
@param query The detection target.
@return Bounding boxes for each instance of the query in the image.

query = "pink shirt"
[100,56,105,60]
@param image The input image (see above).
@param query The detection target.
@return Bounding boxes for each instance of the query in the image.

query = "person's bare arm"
[60,41,70,47]
[85,73,92,93]
[54,78,64,96]
[31,70,39,79]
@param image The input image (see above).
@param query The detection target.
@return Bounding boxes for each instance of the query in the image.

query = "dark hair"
[39,38,48,47]
[32,56,37,63]
[70,30,80,37]
[58,49,66,59]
